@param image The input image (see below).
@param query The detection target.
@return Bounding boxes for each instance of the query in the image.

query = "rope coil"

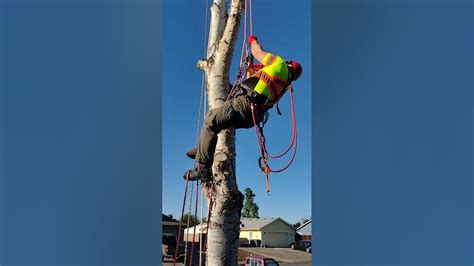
[251,86,298,192]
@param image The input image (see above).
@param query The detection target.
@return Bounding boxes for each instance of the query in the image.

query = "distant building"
[296,219,312,241]
[184,217,296,248]
[183,223,207,243]
[240,218,296,248]
[162,214,182,241]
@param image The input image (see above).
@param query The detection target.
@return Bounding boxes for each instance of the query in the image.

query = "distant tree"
[292,217,310,229]
[242,187,260,218]
[292,221,302,229]
[181,213,199,228]
[163,213,178,222]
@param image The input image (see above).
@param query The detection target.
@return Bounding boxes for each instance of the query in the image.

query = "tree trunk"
[197,0,245,265]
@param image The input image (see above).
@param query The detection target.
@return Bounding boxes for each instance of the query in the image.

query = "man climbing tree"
[177,0,302,264]
[184,35,303,181]
[242,187,259,218]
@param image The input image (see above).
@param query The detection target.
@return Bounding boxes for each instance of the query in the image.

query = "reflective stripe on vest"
[257,71,277,100]
[258,71,289,104]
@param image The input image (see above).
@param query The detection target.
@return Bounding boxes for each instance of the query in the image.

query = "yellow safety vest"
[251,53,291,103]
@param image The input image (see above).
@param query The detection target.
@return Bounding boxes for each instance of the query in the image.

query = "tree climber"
[183,35,303,182]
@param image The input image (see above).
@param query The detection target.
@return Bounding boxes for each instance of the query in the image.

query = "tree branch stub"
[197,59,209,71]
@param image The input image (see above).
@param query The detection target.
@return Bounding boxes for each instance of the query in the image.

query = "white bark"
[198,0,245,265]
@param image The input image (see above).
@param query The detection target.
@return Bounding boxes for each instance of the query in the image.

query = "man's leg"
[186,97,247,181]
[231,94,261,129]
[189,96,263,157]
[196,98,243,165]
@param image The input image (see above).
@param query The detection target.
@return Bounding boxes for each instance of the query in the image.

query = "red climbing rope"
[250,86,298,192]
[225,0,298,193]
[189,181,200,266]
[266,87,298,164]
[173,179,189,265]
[204,187,214,248]
[226,0,259,101]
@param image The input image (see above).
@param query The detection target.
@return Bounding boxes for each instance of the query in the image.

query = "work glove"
[248,35,257,44]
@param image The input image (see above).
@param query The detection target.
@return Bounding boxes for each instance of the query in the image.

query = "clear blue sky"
[162,0,312,225]
[2,1,471,263]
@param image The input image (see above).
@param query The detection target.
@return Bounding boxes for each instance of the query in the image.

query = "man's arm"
[248,35,267,63]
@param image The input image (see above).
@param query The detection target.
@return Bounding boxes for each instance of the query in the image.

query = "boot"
[186,148,197,160]
[183,164,211,182]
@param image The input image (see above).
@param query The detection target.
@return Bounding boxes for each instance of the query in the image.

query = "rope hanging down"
[179,1,258,264]
[250,85,298,193]
[173,179,188,265]
[227,0,254,101]
[174,0,211,264]
[176,0,297,264]
[229,0,298,193]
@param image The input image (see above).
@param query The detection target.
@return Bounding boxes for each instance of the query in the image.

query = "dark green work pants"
[196,94,265,166]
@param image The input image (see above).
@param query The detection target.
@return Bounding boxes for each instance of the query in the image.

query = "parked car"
[162,233,185,261]
[245,255,279,266]
[290,240,312,253]
[239,238,250,247]
[249,239,261,247]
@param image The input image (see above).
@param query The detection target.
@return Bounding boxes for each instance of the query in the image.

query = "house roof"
[240,218,274,230]
[240,217,295,231]
[163,221,181,226]
[296,219,312,235]
[184,217,295,234]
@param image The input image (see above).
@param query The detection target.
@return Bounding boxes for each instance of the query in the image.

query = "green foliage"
[292,221,302,229]
[292,217,310,229]
[163,213,178,222]
[242,187,260,218]
[181,213,199,228]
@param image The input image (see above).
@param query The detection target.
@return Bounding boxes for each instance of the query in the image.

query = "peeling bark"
[199,0,245,265]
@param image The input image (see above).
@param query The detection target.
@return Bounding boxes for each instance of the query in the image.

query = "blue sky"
[1,1,470,263]
[1,1,471,263]
[162,0,312,224]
